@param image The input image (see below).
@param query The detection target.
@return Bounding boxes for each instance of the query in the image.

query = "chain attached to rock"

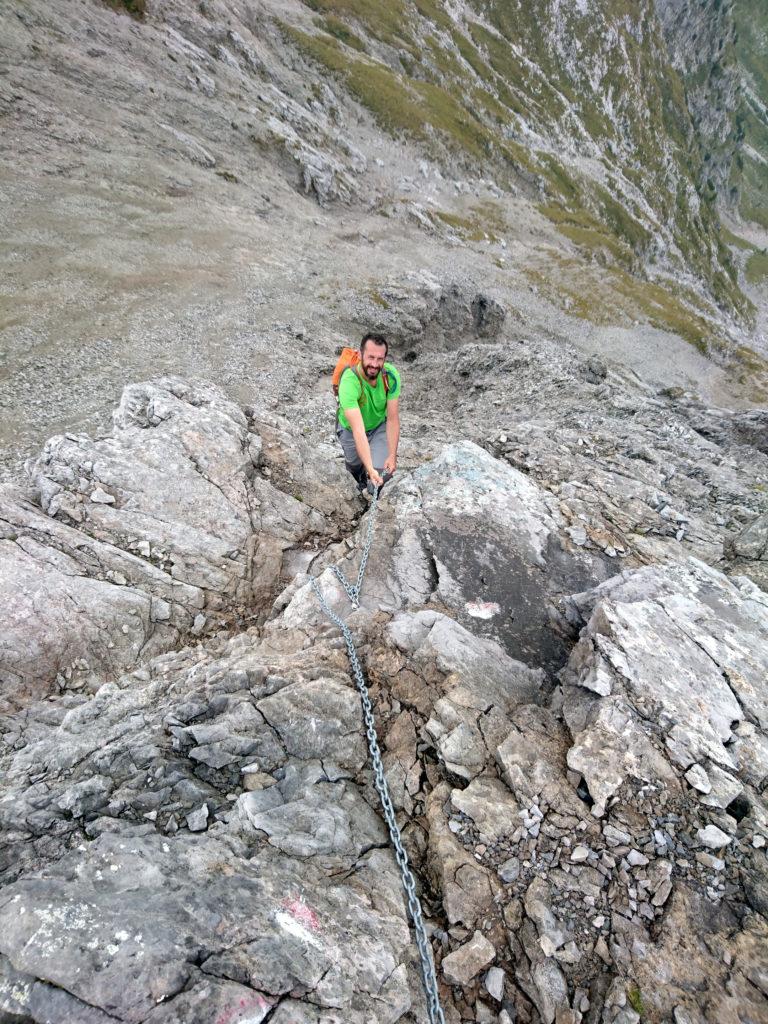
[310,486,446,1024]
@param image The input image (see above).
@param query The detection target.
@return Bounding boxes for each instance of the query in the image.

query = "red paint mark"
[214,992,270,1024]
[280,896,321,931]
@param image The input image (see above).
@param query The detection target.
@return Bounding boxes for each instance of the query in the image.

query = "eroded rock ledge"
[1,380,766,1024]
[1,377,354,710]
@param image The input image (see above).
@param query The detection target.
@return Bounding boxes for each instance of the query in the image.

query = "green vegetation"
[368,289,390,308]
[424,35,466,79]
[451,29,493,83]
[432,202,505,242]
[593,185,652,255]
[734,346,768,402]
[536,156,582,206]
[736,344,768,373]
[746,250,768,285]
[101,0,145,16]
[539,203,636,265]
[412,0,453,31]
[433,209,477,232]
[525,254,725,355]
[733,0,768,227]
[319,15,367,51]
[721,225,757,251]
[466,21,549,118]
[301,0,411,48]
[627,985,644,1018]
[286,27,494,159]
[287,0,752,320]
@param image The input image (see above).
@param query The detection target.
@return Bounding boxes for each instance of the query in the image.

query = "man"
[337,333,401,494]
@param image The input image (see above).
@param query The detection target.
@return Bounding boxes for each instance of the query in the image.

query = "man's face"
[361,341,387,381]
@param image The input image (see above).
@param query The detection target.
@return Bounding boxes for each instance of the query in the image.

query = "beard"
[362,364,380,381]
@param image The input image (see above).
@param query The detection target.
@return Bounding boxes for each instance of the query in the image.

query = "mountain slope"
[733,0,768,228]
[284,0,747,324]
[0,0,767,484]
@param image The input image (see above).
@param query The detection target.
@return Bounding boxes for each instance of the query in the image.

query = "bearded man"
[336,333,401,494]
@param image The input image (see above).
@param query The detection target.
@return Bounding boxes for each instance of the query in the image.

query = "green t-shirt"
[338,362,401,432]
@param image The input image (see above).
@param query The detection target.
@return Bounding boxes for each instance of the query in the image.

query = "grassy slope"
[284,0,754,353]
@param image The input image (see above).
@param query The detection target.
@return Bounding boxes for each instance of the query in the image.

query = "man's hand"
[383,453,397,477]
[368,468,384,488]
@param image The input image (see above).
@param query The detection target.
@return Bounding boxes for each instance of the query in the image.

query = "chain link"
[328,486,379,608]
[310,486,446,1024]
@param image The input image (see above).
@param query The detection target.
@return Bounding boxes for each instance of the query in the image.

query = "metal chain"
[328,484,379,607]
[310,486,446,1024]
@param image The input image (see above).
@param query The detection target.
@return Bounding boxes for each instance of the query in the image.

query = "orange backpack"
[332,347,391,403]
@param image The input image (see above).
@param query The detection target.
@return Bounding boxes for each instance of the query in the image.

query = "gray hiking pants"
[337,420,389,488]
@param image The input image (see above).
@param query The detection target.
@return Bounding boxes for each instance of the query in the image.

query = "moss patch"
[432,200,507,242]
[627,985,644,1017]
[745,250,768,286]
[368,289,390,308]
[319,15,366,51]
[100,0,145,16]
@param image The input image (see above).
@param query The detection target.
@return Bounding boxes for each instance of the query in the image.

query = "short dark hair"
[361,332,388,356]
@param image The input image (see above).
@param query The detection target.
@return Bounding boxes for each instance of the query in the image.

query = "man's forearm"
[386,416,400,459]
[351,424,375,473]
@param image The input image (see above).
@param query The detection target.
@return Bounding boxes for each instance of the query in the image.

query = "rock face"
[2,379,767,1024]
[0,622,412,1022]
[656,0,741,199]
[464,343,768,586]
[355,273,508,358]
[282,440,608,672]
[1,377,350,709]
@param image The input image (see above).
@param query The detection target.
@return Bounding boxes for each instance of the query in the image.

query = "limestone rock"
[484,965,505,1001]
[2,379,340,707]
[729,513,768,560]
[450,778,521,842]
[696,825,733,849]
[561,560,768,818]
[426,784,499,927]
[442,930,495,986]
[282,441,605,672]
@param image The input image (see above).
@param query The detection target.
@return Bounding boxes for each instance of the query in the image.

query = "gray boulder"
[1,378,342,706]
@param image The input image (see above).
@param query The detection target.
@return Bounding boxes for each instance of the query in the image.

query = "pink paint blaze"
[281,896,321,932]
[214,992,270,1024]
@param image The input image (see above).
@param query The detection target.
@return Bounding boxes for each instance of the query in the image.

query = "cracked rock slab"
[2,378,340,706]
[561,559,768,816]
[281,441,606,673]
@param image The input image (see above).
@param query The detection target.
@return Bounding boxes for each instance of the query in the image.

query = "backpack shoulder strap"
[337,364,366,406]
[382,364,397,396]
